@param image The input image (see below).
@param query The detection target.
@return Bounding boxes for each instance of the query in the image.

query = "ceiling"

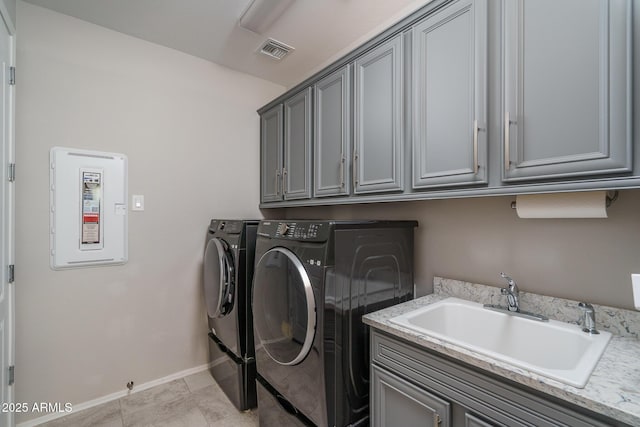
[22,0,431,88]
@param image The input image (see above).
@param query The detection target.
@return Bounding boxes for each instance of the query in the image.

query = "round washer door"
[253,247,316,366]
[203,238,235,318]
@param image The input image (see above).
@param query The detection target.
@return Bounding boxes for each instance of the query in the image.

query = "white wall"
[15,1,283,421]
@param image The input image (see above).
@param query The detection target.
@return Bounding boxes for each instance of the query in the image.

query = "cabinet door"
[412,0,487,189]
[503,0,632,182]
[283,88,312,200]
[372,365,450,427]
[354,34,404,194]
[260,104,283,203]
[314,65,351,197]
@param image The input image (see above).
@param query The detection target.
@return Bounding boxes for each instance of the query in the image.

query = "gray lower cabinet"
[502,0,633,182]
[283,87,313,200]
[412,0,488,189]
[260,104,283,203]
[354,34,404,194]
[314,65,351,197]
[260,88,312,203]
[372,365,450,427]
[370,330,616,427]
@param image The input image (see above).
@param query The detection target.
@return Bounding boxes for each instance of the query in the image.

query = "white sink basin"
[390,297,612,388]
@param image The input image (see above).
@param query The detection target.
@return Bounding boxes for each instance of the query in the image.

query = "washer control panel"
[259,221,329,242]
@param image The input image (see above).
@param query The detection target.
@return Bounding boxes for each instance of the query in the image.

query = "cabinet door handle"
[434,413,442,425]
[473,119,479,174]
[339,154,345,188]
[353,151,359,188]
[282,168,288,195]
[275,169,280,196]
[504,111,512,172]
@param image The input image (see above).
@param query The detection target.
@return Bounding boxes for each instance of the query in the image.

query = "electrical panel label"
[81,169,103,248]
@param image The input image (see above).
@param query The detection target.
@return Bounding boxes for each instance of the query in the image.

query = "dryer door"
[253,247,316,366]
[203,238,235,318]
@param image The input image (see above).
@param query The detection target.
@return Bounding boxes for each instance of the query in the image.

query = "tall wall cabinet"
[412,0,488,189]
[260,88,312,203]
[502,0,632,182]
[314,66,351,197]
[258,0,637,208]
[354,34,405,194]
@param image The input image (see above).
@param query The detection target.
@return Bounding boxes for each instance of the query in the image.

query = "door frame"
[0,1,15,426]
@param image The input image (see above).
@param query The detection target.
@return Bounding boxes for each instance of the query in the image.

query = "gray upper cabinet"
[314,65,351,197]
[503,0,633,182]
[258,0,639,208]
[283,87,313,200]
[412,0,487,189]
[354,34,404,194]
[260,104,283,203]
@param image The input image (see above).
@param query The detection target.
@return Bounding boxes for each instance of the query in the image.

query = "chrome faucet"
[484,273,547,321]
[578,302,600,334]
[500,272,520,312]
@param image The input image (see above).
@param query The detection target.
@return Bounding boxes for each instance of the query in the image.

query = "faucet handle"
[578,302,599,334]
[578,302,594,312]
[499,272,517,290]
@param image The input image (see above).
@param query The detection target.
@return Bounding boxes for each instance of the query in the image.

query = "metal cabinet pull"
[473,119,479,174]
[339,154,345,188]
[353,151,359,188]
[504,111,511,171]
[275,169,280,196]
[282,168,288,195]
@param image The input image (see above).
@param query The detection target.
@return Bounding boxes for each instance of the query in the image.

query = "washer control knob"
[277,223,289,236]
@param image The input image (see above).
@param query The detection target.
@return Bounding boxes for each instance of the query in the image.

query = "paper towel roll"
[515,191,608,219]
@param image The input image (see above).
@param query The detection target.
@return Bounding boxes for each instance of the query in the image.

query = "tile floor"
[39,371,258,427]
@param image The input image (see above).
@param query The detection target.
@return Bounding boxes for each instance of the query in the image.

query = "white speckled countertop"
[363,277,640,426]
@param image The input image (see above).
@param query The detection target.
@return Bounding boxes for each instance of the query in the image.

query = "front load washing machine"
[203,219,258,411]
[251,220,417,426]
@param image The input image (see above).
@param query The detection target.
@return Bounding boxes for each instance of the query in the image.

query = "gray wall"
[15,2,283,422]
[282,189,640,310]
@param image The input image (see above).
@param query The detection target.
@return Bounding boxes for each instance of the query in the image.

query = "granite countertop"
[363,277,640,426]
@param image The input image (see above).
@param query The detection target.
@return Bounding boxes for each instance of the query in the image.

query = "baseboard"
[17,358,226,427]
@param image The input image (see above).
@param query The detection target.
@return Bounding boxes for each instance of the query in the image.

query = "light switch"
[132,195,144,211]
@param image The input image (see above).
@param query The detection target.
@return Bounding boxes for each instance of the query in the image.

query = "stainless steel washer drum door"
[253,247,316,366]
[203,238,234,318]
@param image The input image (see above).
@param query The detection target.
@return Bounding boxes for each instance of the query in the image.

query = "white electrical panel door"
[50,147,128,269]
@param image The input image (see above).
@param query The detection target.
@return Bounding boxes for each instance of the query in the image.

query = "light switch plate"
[132,195,144,211]
[632,274,640,311]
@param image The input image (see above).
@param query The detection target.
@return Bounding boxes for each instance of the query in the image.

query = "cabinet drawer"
[371,330,612,427]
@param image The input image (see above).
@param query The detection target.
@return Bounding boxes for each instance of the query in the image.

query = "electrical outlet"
[632,274,640,311]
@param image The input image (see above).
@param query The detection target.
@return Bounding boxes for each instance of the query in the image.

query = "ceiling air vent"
[258,38,294,60]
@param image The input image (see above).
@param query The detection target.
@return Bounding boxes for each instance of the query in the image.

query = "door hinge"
[9,66,15,86]
[8,163,15,182]
[8,365,14,386]
[8,264,14,283]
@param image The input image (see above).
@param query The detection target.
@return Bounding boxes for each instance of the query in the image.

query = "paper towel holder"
[510,190,619,210]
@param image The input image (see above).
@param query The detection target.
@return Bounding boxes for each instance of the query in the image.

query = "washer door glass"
[253,247,316,366]
[203,238,235,318]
